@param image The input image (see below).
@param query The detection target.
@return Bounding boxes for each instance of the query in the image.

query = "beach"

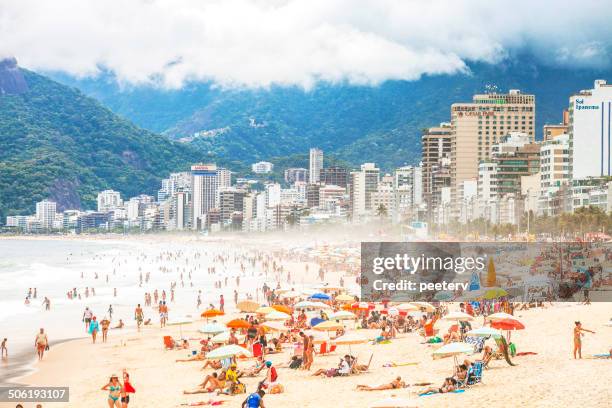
[2,234,612,407]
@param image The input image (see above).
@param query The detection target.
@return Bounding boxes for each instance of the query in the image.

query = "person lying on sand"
[356,376,405,391]
[113,319,124,329]
[183,371,226,394]
[176,350,206,362]
[201,359,222,370]
[239,356,266,377]
[419,377,457,395]
[312,357,350,377]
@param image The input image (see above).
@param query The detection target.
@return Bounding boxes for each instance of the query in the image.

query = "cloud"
[0,0,611,89]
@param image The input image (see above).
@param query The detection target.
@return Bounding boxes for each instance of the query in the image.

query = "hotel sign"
[191,164,217,171]
[575,99,599,111]
[456,111,495,117]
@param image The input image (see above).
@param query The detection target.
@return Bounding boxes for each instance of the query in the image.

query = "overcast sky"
[1,0,611,89]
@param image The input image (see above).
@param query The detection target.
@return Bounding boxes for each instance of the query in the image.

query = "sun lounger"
[458,360,483,388]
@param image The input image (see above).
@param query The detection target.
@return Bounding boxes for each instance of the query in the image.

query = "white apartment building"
[538,134,570,215]
[265,183,281,207]
[477,161,498,223]
[569,80,612,180]
[350,163,380,219]
[251,161,274,174]
[36,200,57,230]
[309,148,323,183]
[97,190,123,212]
[191,164,218,230]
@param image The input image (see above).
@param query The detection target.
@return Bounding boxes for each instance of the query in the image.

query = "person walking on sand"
[101,317,111,343]
[90,316,100,343]
[134,304,144,332]
[573,321,595,359]
[220,294,225,312]
[83,307,93,331]
[35,328,48,360]
[1,338,7,358]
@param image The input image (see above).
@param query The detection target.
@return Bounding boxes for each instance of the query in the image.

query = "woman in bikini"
[101,374,122,408]
[121,370,135,407]
[573,321,595,359]
[419,377,457,395]
[356,376,405,391]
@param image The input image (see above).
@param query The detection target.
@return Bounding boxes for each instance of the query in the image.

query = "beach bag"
[232,382,246,394]
[268,383,284,394]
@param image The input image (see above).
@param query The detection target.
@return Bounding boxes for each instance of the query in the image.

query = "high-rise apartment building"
[539,134,570,215]
[569,80,612,179]
[36,200,57,230]
[309,148,323,183]
[219,187,246,224]
[97,190,123,212]
[490,133,540,197]
[450,89,535,213]
[421,123,452,209]
[320,166,349,188]
[349,163,380,218]
[191,164,218,230]
[284,168,308,184]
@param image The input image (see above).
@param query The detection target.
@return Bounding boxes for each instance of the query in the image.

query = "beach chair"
[318,342,328,354]
[329,344,337,353]
[163,336,175,350]
[350,354,373,375]
[467,361,484,386]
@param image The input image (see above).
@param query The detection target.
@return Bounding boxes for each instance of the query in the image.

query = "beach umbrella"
[328,310,357,320]
[442,311,474,322]
[167,316,193,325]
[396,303,419,311]
[265,311,291,321]
[313,320,344,331]
[310,292,332,300]
[272,304,292,314]
[333,333,368,345]
[236,300,259,313]
[294,300,319,309]
[303,329,328,344]
[226,319,251,329]
[383,307,400,317]
[335,294,355,302]
[432,342,474,368]
[486,312,519,322]
[167,315,193,338]
[201,309,224,319]
[199,322,227,335]
[307,301,332,309]
[261,321,287,332]
[206,345,252,360]
[370,395,418,408]
[256,306,276,315]
[482,287,508,299]
[490,319,525,331]
[211,331,231,343]
[409,302,435,312]
[466,327,502,338]
[351,302,375,311]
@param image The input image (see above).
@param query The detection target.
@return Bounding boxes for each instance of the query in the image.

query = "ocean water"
[0,238,265,384]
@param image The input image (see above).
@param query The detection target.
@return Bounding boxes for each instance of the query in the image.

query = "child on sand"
[573,321,595,359]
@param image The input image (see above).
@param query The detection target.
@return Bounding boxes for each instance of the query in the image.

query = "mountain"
[51,57,612,170]
[0,59,200,221]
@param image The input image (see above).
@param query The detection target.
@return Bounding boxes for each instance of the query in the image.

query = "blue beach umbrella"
[310,292,331,300]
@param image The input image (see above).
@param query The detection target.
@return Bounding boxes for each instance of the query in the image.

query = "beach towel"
[420,389,466,396]
[382,362,419,367]
[516,352,537,356]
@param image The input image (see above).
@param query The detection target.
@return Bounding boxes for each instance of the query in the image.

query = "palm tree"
[375,204,388,221]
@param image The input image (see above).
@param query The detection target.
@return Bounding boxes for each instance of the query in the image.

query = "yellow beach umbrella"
[335,294,355,302]
[483,287,507,299]
[313,320,344,331]
[255,306,276,315]
[237,300,259,313]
